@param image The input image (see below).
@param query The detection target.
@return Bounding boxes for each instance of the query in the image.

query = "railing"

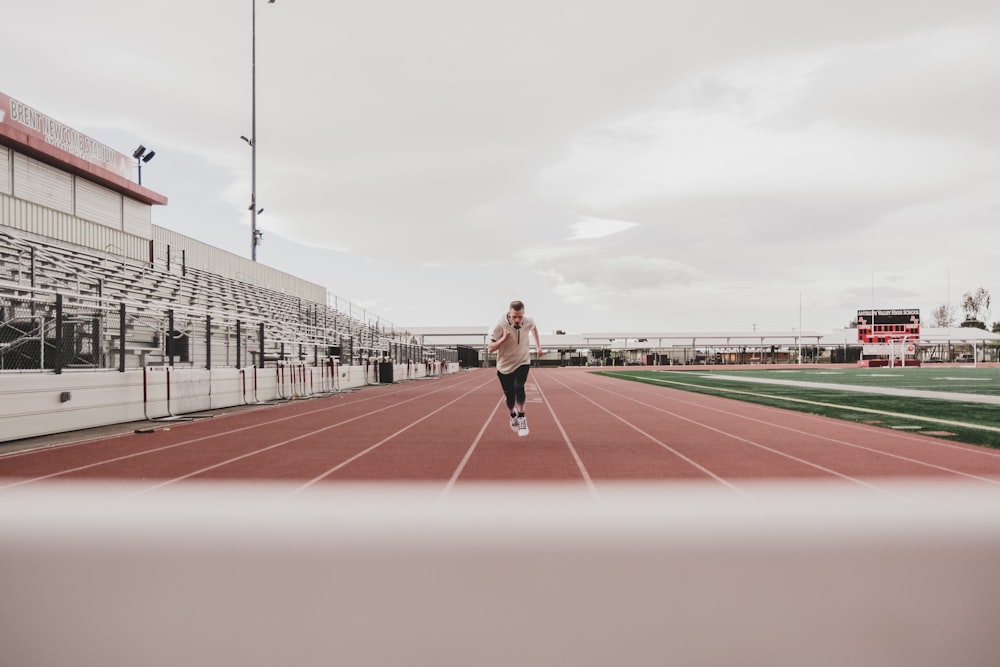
[1,230,422,371]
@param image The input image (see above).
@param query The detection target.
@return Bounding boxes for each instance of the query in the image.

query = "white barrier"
[0,361,458,443]
[1,480,998,667]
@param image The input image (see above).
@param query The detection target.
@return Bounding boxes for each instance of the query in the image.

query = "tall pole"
[798,292,802,365]
[251,0,258,261]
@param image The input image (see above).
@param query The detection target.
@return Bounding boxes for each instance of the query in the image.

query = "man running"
[488,300,543,436]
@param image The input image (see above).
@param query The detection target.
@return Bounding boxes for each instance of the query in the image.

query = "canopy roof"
[406,327,1000,350]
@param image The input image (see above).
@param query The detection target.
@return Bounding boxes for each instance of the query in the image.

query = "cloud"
[537,252,698,298]
[539,43,998,215]
[567,216,639,240]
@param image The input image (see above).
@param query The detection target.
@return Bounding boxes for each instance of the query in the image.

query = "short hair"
[509,300,525,312]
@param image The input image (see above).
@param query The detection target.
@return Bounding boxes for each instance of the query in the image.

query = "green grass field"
[595,367,1000,450]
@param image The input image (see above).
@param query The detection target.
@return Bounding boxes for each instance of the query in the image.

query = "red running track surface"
[3,367,1000,495]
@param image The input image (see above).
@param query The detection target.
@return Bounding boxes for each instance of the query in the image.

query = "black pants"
[497,364,530,413]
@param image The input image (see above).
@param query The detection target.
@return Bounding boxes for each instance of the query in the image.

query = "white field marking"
[533,376,598,498]
[280,378,496,500]
[602,374,1000,486]
[577,374,897,495]
[440,397,506,500]
[698,373,1000,405]
[622,372,1000,432]
[0,375,481,492]
[940,377,993,382]
[545,373,751,496]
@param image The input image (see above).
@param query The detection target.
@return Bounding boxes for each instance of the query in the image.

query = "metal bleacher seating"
[0,229,394,370]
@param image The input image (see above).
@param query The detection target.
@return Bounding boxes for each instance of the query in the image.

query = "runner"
[488,300,542,436]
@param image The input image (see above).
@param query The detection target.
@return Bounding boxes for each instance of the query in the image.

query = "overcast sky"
[4,1,999,333]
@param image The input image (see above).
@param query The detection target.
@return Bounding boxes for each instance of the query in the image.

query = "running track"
[5,367,1000,667]
[4,366,1000,495]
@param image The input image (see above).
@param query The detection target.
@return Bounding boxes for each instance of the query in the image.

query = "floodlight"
[133,145,155,184]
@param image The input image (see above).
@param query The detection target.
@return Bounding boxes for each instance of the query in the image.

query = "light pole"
[249,0,275,261]
[132,145,155,185]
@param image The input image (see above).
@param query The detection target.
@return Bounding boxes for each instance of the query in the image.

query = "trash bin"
[378,361,394,384]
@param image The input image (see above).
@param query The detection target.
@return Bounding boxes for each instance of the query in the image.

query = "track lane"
[0,374,484,488]
[278,376,499,490]
[450,375,594,483]
[538,370,748,491]
[4,367,1000,491]
[606,372,1000,482]
[567,369,1000,485]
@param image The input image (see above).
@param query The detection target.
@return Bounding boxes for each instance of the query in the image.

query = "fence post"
[91,315,101,368]
[30,247,36,317]
[206,314,212,370]
[168,309,175,367]
[119,302,126,373]
[236,319,242,369]
[54,293,63,375]
[258,322,265,369]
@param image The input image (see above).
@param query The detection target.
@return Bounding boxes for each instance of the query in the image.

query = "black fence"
[0,290,393,372]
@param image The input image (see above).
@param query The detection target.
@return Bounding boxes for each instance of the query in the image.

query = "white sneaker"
[517,415,529,437]
[509,414,518,432]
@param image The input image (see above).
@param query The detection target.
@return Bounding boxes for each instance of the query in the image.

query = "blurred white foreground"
[2,480,999,667]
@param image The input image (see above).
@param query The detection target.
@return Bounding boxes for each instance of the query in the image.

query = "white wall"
[0,362,449,443]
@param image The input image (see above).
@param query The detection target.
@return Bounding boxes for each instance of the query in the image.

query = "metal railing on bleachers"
[1,229,424,372]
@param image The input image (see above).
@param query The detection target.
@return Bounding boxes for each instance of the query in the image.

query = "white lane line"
[594,375,996,487]
[280,378,495,500]
[533,375,598,498]
[658,392,1000,486]
[0,375,481,492]
[544,372,751,497]
[695,372,1000,405]
[609,372,1000,461]
[611,371,1000,434]
[440,397,506,500]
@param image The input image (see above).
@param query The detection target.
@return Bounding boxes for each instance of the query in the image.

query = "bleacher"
[0,228,405,371]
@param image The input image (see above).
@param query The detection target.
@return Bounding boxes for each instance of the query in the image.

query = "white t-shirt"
[489,314,536,375]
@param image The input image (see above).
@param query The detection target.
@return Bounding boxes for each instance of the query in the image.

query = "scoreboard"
[856,309,920,344]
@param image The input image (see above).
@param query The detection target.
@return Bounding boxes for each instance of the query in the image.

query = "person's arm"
[533,327,543,357]
[488,327,510,354]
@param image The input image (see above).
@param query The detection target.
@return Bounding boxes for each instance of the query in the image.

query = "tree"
[931,304,956,327]
[962,287,991,324]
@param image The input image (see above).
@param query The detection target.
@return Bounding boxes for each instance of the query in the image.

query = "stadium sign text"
[1,90,131,180]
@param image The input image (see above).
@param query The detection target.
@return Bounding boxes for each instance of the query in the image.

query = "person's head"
[508,300,525,327]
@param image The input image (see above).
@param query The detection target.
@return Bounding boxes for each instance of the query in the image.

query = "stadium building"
[0,92,452,442]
